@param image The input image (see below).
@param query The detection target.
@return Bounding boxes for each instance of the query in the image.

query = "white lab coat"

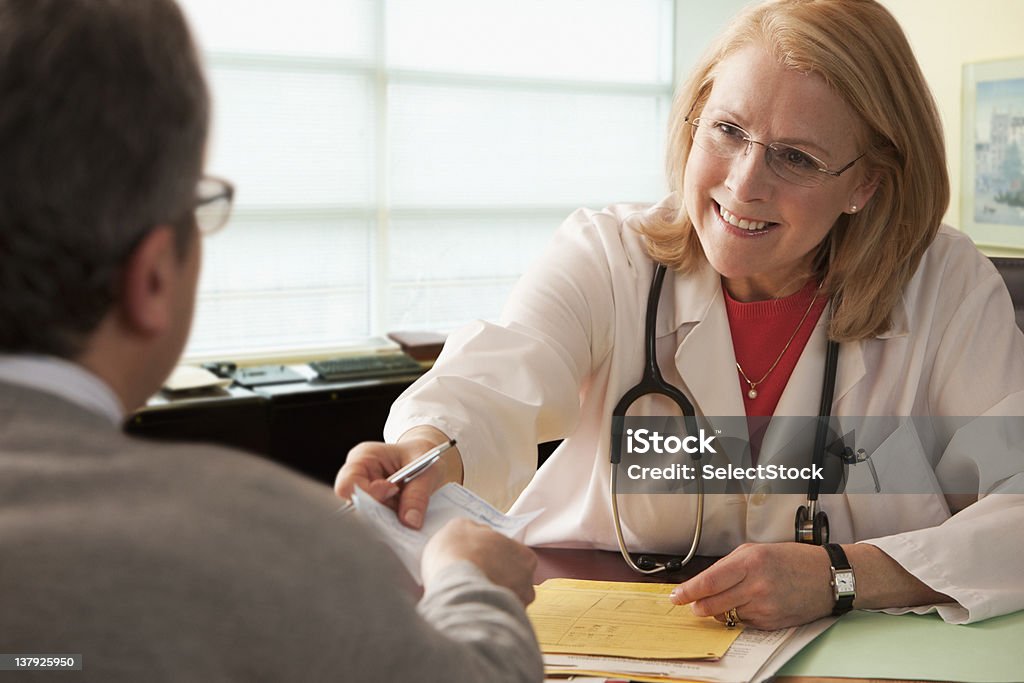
[386,196,1024,623]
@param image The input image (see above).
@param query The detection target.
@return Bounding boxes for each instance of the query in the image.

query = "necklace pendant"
[747,388,758,399]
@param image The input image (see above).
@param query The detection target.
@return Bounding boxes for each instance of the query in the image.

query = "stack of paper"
[528,579,835,683]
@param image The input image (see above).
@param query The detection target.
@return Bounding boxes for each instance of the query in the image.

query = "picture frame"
[961,57,1024,252]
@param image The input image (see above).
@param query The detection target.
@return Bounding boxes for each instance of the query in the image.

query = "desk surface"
[533,546,716,585]
[532,547,1019,683]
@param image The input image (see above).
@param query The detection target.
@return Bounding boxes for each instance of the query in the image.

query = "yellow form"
[527,578,743,660]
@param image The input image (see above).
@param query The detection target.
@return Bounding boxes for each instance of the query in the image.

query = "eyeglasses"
[194,175,234,235]
[685,117,864,188]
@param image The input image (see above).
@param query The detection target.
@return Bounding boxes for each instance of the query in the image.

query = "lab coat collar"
[659,262,910,417]
[659,258,910,340]
[657,259,720,336]
[670,271,746,418]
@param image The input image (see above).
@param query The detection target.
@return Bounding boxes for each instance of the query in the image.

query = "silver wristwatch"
[823,543,855,615]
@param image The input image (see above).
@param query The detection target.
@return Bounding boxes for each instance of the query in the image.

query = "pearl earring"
[850,205,858,213]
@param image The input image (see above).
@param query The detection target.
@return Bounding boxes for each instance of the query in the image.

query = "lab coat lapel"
[661,263,909,477]
[663,270,909,419]
[760,308,868,466]
[667,264,747,419]
[819,290,908,409]
[768,297,892,418]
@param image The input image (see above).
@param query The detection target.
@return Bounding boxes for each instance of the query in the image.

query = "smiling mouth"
[716,203,778,232]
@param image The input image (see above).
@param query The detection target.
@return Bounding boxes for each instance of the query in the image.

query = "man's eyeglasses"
[194,175,234,235]
[685,117,864,188]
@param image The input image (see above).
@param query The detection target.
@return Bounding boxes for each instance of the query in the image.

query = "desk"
[532,547,1024,683]
[534,547,715,584]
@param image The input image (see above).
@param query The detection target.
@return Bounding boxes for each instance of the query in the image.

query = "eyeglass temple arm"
[820,152,866,177]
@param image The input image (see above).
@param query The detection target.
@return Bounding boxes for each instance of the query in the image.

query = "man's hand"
[422,518,538,606]
[669,542,834,630]
[334,426,462,530]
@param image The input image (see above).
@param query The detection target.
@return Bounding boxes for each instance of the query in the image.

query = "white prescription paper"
[351,483,542,583]
[543,616,835,683]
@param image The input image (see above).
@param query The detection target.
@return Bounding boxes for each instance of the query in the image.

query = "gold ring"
[725,608,740,628]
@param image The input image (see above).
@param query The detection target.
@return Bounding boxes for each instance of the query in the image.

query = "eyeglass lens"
[690,119,828,188]
[195,177,234,235]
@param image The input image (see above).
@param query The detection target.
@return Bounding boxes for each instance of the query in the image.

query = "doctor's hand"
[669,542,834,630]
[422,518,538,606]
[334,425,463,530]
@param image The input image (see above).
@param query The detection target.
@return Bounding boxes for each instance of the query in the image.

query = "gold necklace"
[735,286,820,400]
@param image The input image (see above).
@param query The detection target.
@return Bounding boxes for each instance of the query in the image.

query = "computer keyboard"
[309,353,423,382]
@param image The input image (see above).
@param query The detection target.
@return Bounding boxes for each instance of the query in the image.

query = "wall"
[674,0,749,86]
[880,0,1024,250]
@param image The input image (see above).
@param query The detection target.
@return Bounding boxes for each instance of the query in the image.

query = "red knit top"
[723,279,828,461]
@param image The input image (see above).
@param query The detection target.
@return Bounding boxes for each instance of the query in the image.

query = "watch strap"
[823,543,854,616]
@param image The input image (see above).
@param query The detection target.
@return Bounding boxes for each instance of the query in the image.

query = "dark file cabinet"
[126,376,418,485]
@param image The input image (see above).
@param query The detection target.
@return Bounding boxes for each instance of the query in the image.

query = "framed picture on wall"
[962,57,1024,251]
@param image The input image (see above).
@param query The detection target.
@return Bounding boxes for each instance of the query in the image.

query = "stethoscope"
[609,263,841,575]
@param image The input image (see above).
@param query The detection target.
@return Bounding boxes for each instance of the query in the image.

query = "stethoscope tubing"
[610,460,704,574]
[609,263,839,574]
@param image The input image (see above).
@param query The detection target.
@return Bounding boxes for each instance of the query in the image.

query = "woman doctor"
[336,0,1024,630]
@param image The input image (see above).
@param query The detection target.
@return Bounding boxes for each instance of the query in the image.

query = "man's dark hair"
[0,0,209,357]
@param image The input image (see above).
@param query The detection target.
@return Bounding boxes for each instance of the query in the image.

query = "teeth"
[721,206,770,231]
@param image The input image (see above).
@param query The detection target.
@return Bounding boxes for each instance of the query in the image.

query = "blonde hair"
[642,0,949,341]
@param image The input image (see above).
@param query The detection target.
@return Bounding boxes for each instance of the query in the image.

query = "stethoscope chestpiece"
[794,499,830,545]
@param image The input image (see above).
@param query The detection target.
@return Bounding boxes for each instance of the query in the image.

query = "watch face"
[836,572,856,593]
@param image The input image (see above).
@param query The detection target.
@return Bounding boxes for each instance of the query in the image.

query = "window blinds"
[178,0,674,359]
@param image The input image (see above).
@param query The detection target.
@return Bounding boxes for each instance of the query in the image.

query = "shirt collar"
[0,354,124,426]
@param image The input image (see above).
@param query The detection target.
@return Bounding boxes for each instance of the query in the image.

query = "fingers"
[334,441,402,499]
[513,574,537,606]
[669,543,836,630]
[394,445,450,529]
[335,438,459,529]
[689,587,751,620]
[672,562,759,627]
[396,475,436,529]
[423,519,537,605]
[669,551,762,622]
[395,441,460,529]
[515,548,539,606]
[362,478,400,505]
[670,555,747,607]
